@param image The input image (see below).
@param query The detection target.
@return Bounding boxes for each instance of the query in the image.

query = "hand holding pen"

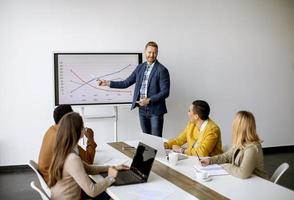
[200,158,210,166]
[195,151,201,162]
[196,151,210,166]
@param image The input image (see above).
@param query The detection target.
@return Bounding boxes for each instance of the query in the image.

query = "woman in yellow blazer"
[201,111,269,179]
[164,100,223,157]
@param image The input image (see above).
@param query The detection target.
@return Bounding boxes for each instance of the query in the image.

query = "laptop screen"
[131,142,157,180]
[138,132,167,158]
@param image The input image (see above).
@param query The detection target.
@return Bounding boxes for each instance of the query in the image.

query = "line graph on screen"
[54,53,142,105]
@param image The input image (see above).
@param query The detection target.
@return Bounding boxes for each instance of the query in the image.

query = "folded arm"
[78,128,97,164]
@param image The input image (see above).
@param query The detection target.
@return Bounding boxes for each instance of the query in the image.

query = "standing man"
[97,41,170,137]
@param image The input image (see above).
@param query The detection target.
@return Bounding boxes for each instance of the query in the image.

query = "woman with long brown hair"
[48,112,127,200]
[201,111,268,179]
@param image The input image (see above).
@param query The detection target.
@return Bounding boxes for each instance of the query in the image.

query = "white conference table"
[92,140,294,200]
[91,142,197,200]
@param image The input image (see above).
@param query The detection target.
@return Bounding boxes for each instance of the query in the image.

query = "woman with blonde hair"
[48,112,128,200]
[201,111,268,179]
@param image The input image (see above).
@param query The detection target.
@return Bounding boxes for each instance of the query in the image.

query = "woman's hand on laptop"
[108,167,118,178]
[115,164,129,171]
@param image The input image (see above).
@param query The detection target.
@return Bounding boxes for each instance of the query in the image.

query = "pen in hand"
[196,151,201,162]
[196,152,208,167]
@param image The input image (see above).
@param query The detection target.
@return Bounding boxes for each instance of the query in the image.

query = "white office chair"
[28,160,51,197]
[31,181,50,200]
[270,162,289,184]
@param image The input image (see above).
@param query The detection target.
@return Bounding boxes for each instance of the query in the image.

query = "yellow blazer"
[166,119,223,156]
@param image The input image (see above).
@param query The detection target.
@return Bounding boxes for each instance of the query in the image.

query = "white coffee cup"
[196,171,208,180]
[168,152,179,166]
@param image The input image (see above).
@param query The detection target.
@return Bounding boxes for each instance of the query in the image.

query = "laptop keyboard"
[116,170,142,183]
[100,169,143,185]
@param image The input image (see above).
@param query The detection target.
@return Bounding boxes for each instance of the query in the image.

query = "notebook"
[193,164,229,176]
[101,142,157,186]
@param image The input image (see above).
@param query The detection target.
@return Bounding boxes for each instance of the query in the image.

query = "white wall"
[0,0,293,165]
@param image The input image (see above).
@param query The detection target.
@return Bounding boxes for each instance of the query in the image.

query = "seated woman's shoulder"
[65,152,81,163]
[245,142,262,151]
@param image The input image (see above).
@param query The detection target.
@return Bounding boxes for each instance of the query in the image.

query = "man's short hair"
[53,105,73,124]
[145,41,158,50]
[192,100,210,120]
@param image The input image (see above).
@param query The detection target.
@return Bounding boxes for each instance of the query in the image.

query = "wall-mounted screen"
[54,53,142,105]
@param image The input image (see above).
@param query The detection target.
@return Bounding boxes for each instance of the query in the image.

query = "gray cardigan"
[210,143,269,179]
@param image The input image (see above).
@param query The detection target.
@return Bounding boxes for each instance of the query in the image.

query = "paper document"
[196,164,223,170]
[194,164,229,176]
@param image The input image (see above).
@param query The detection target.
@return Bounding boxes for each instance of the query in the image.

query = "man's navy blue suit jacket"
[110,60,170,116]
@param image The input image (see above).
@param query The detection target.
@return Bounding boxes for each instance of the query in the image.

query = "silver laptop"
[138,132,188,161]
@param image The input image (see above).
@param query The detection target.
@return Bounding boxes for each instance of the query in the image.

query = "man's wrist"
[181,148,186,154]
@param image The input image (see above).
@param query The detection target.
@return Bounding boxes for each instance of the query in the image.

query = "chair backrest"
[31,181,50,200]
[270,162,289,184]
[28,160,51,197]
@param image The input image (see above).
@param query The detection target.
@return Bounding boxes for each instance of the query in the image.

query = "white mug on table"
[196,171,208,180]
[169,152,179,166]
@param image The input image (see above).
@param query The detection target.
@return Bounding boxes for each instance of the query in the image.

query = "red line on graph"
[70,70,132,94]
